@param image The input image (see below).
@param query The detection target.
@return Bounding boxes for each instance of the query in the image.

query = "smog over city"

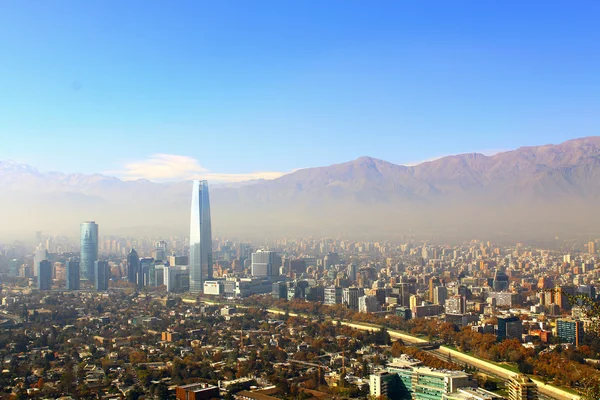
[1,2,600,400]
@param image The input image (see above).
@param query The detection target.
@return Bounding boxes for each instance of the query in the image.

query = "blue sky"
[0,1,599,181]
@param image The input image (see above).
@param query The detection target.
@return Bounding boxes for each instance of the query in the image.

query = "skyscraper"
[189,180,212,292]
[127,249,140,285]
[38,260,52,290]
[80,221,99,281]
[95,260,110,291]
[34,248,49,277]
[65,260,80,290]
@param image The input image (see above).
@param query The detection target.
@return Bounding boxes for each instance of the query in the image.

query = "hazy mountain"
[2,137,600,242]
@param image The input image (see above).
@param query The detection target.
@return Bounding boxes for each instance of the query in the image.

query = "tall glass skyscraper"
[189,180,212,292]
[80,221,99,281]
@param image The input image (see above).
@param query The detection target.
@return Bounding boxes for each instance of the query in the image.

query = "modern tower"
[80,221,99,281]
[127,249,140,285]
[38,260,52,290]
[65,260,80,290]
[189,180,213,292]
[95,260,110,291]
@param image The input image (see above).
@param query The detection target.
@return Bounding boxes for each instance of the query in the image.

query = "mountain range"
[2,136,600,242]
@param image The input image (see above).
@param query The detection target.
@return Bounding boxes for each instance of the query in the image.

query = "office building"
[165,266,190,293]
[272,281,288,299]
[359,295,381,313]
[445,295,466,314]
[343,287,364,310]
[588,241,596,255]
[189,180,213,292]
[34,248,49,277]
[37,260,52,290]
[251,250,282,277]
[127,249,140,285]
[9,259,19,276]
[557,318,584,347]
[95,260,110,291]
[369,371,398,399]
[153,240,168,261]
[508,374,538,400]
[497,315,523,341]
[138,257,154,286]
[65,260,80,290]
[433,286,448,305]
[492,270,509,292]
[80,221,99,281]
[324,286,343,305]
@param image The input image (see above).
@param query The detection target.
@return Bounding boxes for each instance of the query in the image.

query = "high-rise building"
[34,248,49,277]
[433,286,448,305]
[428,277,440,303]
[557,318,584,347]
[508,374,538,400]
[189,180,212,292]
[138,257,154,286]
[588,241,596,255]
[153,241,168,261]
[165,266,190,293]
[493,270,509,292]
[9,259,19,276]
[324,286,343,305]
[80,221,99,281]
[445,295,466,314]
[343,287,364,310]
[127,249,140,285]
[37,260,52,290]
[65,260,80,290]
[251,250,282,277]
[95,260,110,291]
[497,315,523,341]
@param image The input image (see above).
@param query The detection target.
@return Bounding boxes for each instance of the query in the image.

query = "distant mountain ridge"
[2,136,600,241]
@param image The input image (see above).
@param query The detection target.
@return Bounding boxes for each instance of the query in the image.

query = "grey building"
[127,249,139,285]
[65,260,80,290]
[38,260,52,290]
[95,260,110,291]
[251,250,282,277]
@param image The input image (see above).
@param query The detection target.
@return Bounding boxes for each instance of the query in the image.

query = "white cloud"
[108,154,286,183]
